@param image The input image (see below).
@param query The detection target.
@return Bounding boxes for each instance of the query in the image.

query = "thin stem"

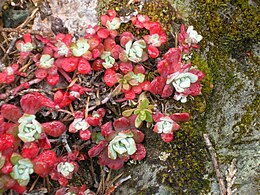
[204,134,227,195]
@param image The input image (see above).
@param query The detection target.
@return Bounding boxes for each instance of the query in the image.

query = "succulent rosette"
[18,114,42,142]
[50,153,79,186]
[149,48,204,102]
[153,112,190,142]
[178,24,202,54]
[15,34,35,63]
[88,116,146,170]
[10,154,33,186]
[0,93,66,144]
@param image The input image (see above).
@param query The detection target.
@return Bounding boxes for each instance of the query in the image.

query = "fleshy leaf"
[88,140,107,157]
[113,117,130,131]
[131,144,146,160]
[20,94,42,114]
[135,115,143,128]
[1,104,22,123]
[42,121,66,137]
[122,109,135,117]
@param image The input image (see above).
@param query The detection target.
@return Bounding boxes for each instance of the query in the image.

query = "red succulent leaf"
[104,68,117,87]
[131,144,146,160]
[32,92,55,108]
[189,69,205,81]
[38,136,51,149]
[92,59,104,71]
[56,33,72,46]
[107,157,127,170]
[0,72,7,84]
[23,33,32,43]
[21,142,39,159]
[149,76,166,95]
[79,130,91,140]
[88,35,101,50]
[113,117,130,131]
[97,28,110,39]
[120,32,134,47]
[97,108,106,118]
[124,90,136,100]
[1,159,13,174]
[20,93,42,114]
[101,122,114,137]
[54,90,64,105]
[1,104,22,123]
[11,182,26,194]
[119,61,133,74]
[161,133,174,143]
[61,56,79,72]
[100,15,109,27]
[43,46,54,56]
[131,129,144,143]
[104,37,116,51]
[88,140,108,157]
[185,83,202,96]
[170,113,190,122]
[47,73,60,86]
[111,45,123,59]
[107,10,117,18]
[148,45,159,58]
[42,121,66,137]
[78,58,92,74]
[99,149,127,170]
[161,84,173,98]
[109,30,118,39]
[163,47,182,64]
[131,85,142,94]
[140,80,151,91]
[33,150,57,177]
[152,112,164,122]
[58,92,73,108]
[35,68,48,79]
[0,134,14,151]
[133,64,145,74]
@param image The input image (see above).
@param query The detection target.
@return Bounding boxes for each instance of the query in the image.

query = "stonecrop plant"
[0,8,204,194]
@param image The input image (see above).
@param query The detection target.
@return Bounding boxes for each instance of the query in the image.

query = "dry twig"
[226,159,237,195]
[203,134,227,195]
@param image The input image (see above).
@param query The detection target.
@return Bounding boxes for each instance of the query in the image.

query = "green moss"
[192,52,213,97]
[231,95,260,145]
[156,119,210,194]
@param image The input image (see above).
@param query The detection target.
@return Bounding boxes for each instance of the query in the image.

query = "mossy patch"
[231,95,260,145]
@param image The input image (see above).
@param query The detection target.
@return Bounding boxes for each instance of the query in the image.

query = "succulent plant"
[10,155,33,186]
[18,114,42,143]
[88,116,146,170]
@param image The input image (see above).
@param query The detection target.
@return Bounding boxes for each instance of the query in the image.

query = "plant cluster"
[0,9,203,194]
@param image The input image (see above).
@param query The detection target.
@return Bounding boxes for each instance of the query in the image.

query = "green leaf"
[131,73,145,83]
[18,178,30,186]
[138,98,150,110]
[145,112,153,123]
[125,40,132,54]
[135,115,143,128]
[128,78,139,86]
[139,113,146,121]
[138,92,147,101]
[134,109,140,115]
[122,109,135,117]
[10,153,22,165]
[91,132,105,144]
